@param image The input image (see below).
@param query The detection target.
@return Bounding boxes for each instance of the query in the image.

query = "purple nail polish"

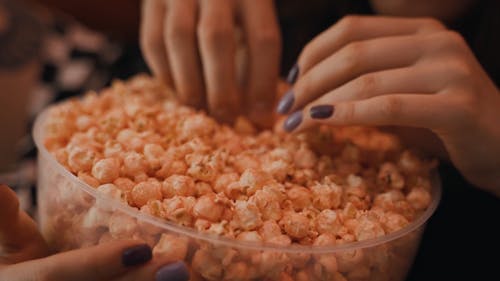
[286,63,299,84]
[283,111,303,132]
[156,262,190,281]
[310,105,334,119]
[122,244,152,267]
[276,90,295,114]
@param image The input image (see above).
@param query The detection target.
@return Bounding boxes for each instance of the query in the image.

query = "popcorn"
[315,209,342,235]
[193,193,224,222]
[91,158,120,184]
[130,181,162,207]
[68,147,97,173]
[258,220,282,240]
[39,75,438,281]
[232,200,263,231]
[406,187,432,211]
[378,163,405,190]
[310,180,343,210]
[161,175,196,198]
[192,249,223,280]
[152,233,189,262]
[279,212,309,239]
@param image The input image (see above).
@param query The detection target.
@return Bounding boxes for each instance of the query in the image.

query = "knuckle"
[427,30,467,52]
[197,22,232,48]
[418,18,445,32]
[140,35,163,58]
[166,19,194,43]
[340,42,363,73]
[447,95,478,129]
[295,74,313,100]
[356,74,379,96]
[297,42,314,67]
[338,15,362,34]
[441,30,467,48]
[381,96,403,119]
[446,58,473,80]
[339,103,356,124]
[459,93,479,117]
[252,28,281,52]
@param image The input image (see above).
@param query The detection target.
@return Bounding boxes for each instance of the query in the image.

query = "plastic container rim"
[33,107,442,254]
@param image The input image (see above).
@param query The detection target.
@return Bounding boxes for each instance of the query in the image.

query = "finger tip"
[286,63,300,85]
[283,111,303,132]
[276,90,295,115]
[156,261,190,281]
[122,243,153,267]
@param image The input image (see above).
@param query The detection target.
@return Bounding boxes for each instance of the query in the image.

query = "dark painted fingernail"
[122,244,152,267]
[156,262,190,281]
[276,90,295,114]
[283,111,303,132]
[310,105,334,119]
[286,63,299,84]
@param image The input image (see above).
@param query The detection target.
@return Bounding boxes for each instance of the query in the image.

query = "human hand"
[140,0,281,126]
[0,184,190,281]
[276,16,500,196]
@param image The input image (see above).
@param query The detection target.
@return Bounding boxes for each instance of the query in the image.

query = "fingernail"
[283,111,303,132]
[122,244,152,267]
[310,105,334,119]
[276,90,294,114]
[286,63,299,84]
[156,262,190,281]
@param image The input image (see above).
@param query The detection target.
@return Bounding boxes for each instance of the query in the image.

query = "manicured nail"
[276,90,295,114]
[122,244,152,267]
[310,105,334,119]
[286,63,299,84]
[283,111,303,132]
[156,262,190,281]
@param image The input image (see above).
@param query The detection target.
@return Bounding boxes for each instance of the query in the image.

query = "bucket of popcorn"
[34,75,441,281]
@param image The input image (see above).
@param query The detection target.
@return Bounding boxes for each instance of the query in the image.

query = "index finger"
[0,240,152,281]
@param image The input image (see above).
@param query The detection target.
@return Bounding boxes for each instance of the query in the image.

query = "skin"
[140,0,281,127]
[0,185,187,281]
[278,15,500,197]
[369,0,477,23]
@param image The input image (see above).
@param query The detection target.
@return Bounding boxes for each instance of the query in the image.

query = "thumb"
[0,184,48,264]
[0,240,153,281]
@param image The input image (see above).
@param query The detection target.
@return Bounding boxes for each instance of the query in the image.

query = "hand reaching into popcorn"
[0,185,189,281]
[276,16,500,197]
[140,0,281,127]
